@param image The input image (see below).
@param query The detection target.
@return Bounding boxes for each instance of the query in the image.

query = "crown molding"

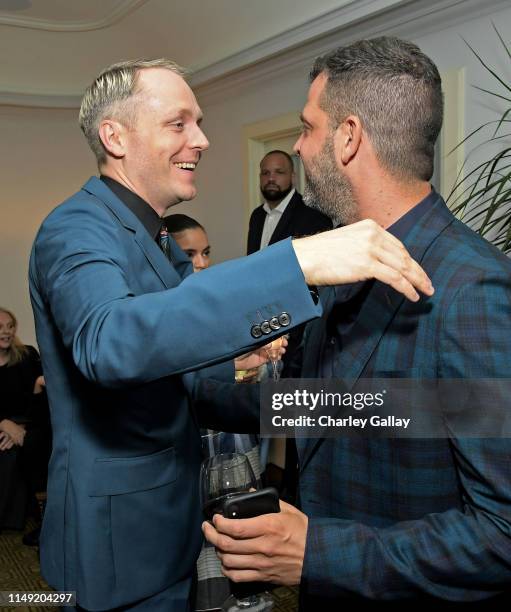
[192,0,510,105]
[0,91,81,109]
[0,0,508,109]
[188,0,407,87]
[0,0,149,32]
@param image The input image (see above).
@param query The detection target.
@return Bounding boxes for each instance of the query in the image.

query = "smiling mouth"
[174,162,197,171]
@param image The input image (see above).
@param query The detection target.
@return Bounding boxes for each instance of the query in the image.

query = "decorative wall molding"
[0,0,508,108]
[0,91,81,109]
[0,0,149,32]
[189,0,406,86]
[243,112,303,220]
[440,68,465,206]
[193,0,509,105]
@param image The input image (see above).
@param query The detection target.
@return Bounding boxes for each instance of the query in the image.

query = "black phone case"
[221,487,280,519]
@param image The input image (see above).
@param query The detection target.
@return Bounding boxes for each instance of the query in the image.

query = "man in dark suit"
[205,37,511,608]
[28,58,432,611]
[246,150,332,255]
[247,151,331,500]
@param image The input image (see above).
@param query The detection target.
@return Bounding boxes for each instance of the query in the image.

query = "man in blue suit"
[205,37,511,607]
[28,58,432,611]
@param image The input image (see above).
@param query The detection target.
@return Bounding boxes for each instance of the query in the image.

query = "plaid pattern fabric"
[297,195,511,604]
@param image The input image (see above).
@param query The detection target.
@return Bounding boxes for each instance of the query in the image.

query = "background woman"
[164,214,211,273]
[0,307,51,543]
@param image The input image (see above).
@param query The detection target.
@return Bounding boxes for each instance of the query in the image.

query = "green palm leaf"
[448,25,511,254]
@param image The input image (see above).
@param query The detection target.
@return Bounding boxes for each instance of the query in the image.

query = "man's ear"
[334,115,362,165]
[98,119,127,159]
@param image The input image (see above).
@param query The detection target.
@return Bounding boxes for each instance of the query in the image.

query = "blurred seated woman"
[0,307,51,542]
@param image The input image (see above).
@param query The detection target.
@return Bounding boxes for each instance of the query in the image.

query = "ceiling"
[3,0,506,104]
[0,0,355,98]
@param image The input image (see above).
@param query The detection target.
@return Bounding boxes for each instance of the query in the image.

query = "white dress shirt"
[259,188,295,249]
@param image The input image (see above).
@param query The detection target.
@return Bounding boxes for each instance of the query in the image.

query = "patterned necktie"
[159,223,172,262]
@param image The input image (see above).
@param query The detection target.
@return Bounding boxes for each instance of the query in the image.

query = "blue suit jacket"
[28,177,321,610]
[297,194,511,605]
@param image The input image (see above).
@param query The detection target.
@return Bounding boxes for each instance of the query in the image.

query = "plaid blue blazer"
[296,194,511,605]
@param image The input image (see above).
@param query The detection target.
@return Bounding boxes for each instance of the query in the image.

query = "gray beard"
[302,138,358,227]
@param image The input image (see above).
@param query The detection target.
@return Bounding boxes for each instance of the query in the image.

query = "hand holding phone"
[221,487,280,519]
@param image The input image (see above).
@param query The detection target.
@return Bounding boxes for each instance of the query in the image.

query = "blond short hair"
[78,58,186,166]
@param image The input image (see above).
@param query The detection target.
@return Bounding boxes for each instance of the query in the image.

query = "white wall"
[0,106,97,346]
[1,3,510,347]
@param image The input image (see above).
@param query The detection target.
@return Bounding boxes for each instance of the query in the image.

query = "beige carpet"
[0,522,54,612]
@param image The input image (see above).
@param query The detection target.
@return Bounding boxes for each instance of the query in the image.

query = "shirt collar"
[387,186,437,242]
[263,188,295,215]
[333,186,437,304]
[100,175,163,240]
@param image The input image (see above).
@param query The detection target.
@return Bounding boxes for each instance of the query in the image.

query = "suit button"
[260,320,272,335]
[251,325,263,338]
[269,317,281,331]
[278,312,291,327]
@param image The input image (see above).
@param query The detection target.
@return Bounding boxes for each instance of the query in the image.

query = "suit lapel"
[298,195,455,470]
[167,238,194,280]
[82,177,186,288]
[248,207,266,254]
[298,286,336,378]
[295,286,335,461]
[269,192,300,244]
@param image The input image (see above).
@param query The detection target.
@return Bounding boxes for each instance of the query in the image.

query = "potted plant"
[447,24,511,254]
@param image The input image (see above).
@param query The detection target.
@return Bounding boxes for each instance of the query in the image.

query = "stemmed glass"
[264,336,285,381]
[200,448,274,611]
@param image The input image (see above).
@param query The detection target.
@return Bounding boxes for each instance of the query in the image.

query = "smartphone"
[220,487,280,519]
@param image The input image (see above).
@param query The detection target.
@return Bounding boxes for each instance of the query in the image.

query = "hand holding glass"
[264,336,286,381]
[200,453,275,611]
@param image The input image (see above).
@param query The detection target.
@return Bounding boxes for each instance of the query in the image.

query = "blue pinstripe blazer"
[297,194,511,605]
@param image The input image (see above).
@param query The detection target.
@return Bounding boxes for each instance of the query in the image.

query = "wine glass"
[264,336,284,381]
[200,453,274,611]
[200,452,256,519]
